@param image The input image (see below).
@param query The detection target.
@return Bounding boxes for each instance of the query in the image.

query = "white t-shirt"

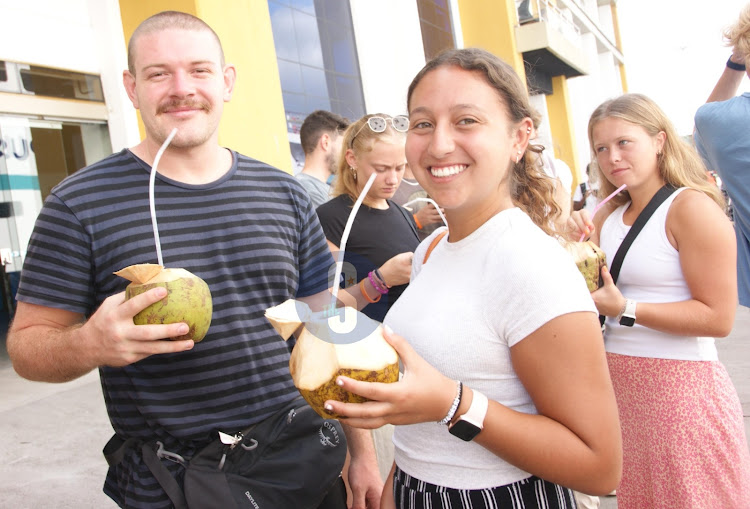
[385,208,597,489]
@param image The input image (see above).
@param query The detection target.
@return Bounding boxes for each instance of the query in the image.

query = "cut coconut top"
[291,322,398,390]
[562,240,604,263]
[114,264,198,285]
[114,263,163,284]
[264,299,313,340]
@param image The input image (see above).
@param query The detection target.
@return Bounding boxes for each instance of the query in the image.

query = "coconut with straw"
[265,173,400,419]
[114,129,213,342]
[563,184,627,292]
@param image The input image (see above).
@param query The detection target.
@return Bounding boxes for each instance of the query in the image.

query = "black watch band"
[727,58,746,71]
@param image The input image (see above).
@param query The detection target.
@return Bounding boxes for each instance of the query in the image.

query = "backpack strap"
[423,230,448,264]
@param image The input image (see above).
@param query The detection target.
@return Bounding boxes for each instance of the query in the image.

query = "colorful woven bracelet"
[368,271,389,295]
[374,268,391,289]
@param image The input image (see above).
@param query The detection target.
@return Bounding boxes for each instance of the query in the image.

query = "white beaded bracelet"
[438,381,463,425]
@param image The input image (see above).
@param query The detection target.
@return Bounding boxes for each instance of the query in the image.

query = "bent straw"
[149,128,178,267]
[330,173,377,307]
[402,197,448,227]
[578,183,627,242]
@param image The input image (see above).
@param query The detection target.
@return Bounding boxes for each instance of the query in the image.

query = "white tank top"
[599,188,718,361]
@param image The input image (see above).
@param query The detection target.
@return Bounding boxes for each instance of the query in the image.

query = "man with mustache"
[6,10,383,509]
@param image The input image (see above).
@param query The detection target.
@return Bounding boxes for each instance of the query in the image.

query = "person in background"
[297,109,350,208]
[325,48,622,509]
[316,113,419,498]
[573,162,600,213]
[694,3,750,309]
[6,11,383,509]
[570,93,750,508]
[538,147,573,230]
[316,114,418,324]
[391,165,445,241]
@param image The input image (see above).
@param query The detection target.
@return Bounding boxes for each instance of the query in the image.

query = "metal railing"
[517,0,582,45]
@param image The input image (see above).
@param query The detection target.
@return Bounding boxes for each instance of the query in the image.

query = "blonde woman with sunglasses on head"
[316,114,419,323]
[316,114,421,505]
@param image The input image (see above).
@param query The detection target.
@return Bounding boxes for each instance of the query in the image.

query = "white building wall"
[565,11,626,181]
[349,0,426,115]
[0,0,138,151]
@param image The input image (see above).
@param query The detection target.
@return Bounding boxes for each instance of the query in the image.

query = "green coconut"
[564,241,607,292]
[115,263,212,342]
[265,300,400,419]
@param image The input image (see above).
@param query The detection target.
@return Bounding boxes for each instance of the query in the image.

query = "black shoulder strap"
[599,184,676,326]
[608,185,676,285]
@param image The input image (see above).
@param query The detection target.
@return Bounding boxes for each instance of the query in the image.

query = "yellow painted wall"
[610,2,628,93]
[545,75,580,190]
[456,0,526,80]
[119,0,292,172]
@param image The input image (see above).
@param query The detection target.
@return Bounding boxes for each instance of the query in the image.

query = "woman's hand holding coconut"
[566,209,627,316]
[322,326,457,428]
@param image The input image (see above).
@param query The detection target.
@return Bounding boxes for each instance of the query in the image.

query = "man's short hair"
[300,110,350,155]
[128,10,225,76]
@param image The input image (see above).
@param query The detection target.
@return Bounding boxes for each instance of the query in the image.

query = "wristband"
[374,268,391,288]
[438,381,463,425]
[368,271,389,295]
[727,58,746,71]
[413,213,423,230]
[615,299,628,321]
[359,278,381,303]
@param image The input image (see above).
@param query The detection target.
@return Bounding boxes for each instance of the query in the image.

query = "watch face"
[619,315,635,327]
[448,419,482,442]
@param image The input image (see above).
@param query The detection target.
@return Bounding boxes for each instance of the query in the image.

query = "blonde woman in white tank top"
[569,93,750,509]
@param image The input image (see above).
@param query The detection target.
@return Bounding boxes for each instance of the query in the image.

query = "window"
[416,0,456,60]
[0,61,104,101]
[268,0,365,136]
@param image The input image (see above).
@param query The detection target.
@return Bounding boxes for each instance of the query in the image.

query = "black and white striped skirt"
[392,466,577,509]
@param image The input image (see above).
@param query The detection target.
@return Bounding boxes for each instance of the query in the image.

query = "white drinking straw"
[149,128,178,266]
[578,183,627,242]
[330,173,377,306]
[402,197,448,227]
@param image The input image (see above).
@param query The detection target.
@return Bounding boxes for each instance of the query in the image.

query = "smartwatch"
[448,389,488,441]
[618,298,637,327]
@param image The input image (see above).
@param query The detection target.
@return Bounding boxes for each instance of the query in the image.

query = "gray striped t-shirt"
[16,148,334,508]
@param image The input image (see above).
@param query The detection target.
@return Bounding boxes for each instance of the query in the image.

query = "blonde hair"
[128,11,225,76]
[587,93,723,208]
[332,114,406,202]
[725,4,750,62]
[406,48,560,236]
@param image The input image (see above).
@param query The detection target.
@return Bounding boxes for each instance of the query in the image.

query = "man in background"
[297,110,350,208]
[694,3,750,308]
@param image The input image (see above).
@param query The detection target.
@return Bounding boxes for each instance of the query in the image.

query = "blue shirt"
[695,93,750,307]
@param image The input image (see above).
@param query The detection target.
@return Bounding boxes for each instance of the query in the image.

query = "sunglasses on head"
[351,115,409,146]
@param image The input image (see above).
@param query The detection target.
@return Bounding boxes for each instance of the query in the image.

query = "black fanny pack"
[104,397,347,509]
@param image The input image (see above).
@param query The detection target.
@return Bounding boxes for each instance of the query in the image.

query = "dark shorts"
[392,466,577,509]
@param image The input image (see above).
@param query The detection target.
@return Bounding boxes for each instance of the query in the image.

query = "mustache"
[157,100,210,115]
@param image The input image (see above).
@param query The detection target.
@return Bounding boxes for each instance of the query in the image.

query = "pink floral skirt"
[607,352,750,509]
